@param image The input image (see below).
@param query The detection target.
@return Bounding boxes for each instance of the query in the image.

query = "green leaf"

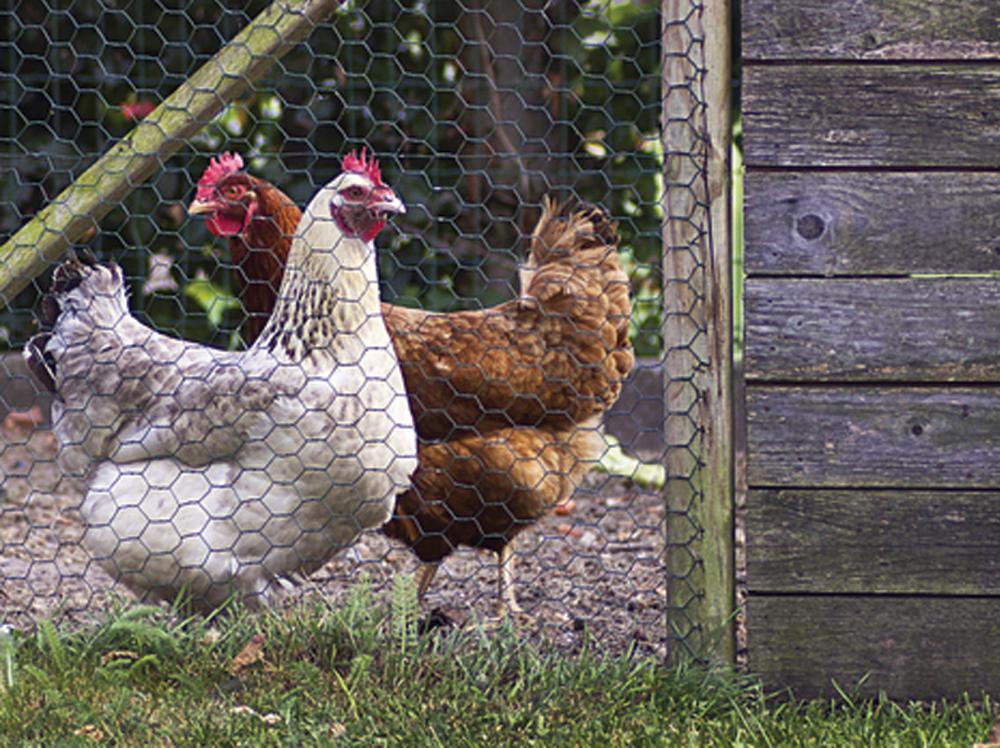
[184,275,241,329]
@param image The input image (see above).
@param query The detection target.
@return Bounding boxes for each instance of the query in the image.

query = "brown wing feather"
[382,420,601,562]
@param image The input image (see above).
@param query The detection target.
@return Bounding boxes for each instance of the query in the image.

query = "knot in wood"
[796,214,825,241]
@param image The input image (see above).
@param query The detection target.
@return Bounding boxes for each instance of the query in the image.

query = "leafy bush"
[0,0,662,355]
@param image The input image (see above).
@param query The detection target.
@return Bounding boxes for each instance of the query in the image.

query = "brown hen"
[188,153,634,614]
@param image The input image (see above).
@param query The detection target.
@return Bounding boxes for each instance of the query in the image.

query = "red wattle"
[361,220,386,243]
[207,206,255,237]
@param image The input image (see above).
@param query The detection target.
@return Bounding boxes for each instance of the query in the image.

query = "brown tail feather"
[528,197,620,267]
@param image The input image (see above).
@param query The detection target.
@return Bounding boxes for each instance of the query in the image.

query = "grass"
[0,582,994,747]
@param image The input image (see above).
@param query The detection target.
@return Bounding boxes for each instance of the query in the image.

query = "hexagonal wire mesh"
[0,0,716,659]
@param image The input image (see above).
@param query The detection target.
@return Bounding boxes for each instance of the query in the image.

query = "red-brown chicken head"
[187,152,258,237]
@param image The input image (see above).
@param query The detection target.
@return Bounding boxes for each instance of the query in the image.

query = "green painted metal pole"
[0,0,342,305]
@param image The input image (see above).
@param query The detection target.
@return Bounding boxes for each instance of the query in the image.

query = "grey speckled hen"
[24,152,417,610]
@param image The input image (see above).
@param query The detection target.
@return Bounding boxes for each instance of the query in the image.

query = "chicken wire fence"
[0,0,721,660]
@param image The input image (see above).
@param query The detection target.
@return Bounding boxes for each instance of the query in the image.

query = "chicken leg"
[416,561,439,600]
[498,543,523,616]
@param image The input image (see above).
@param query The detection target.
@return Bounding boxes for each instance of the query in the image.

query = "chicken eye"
[346,186,365,200]
[223,185,242,199]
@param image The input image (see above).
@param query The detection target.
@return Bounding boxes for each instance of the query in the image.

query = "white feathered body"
[31,187,417,609]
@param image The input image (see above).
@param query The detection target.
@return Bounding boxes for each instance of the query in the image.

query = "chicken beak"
[187,198,217,216]
[369,192,406,219]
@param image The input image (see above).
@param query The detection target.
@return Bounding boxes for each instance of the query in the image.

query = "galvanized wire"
[0,0,694,657]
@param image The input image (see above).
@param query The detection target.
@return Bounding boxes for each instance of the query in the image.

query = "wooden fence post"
[661,0,735,666]
[0,0,343,304]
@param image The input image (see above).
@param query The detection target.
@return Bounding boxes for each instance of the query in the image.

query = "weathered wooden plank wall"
[742,0,1000,700]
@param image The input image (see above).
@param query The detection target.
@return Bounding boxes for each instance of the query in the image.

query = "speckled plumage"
[25,175,417,610]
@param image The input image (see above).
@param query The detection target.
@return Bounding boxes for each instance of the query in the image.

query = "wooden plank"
[745,279,1000,382]
[662,0,735,666]
[747,489,1000,594]
[744,172,1000,276]
[747,386,1000,487]
[748,595,1000,700]
[744,0,1000,61]
[743,65,1000,168]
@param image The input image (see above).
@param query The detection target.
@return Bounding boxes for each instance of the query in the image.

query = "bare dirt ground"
[0,412,668,658]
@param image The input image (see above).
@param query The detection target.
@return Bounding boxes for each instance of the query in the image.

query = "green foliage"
[390,574,419,659]
[0,0,664,356]
[184,275,242,329]
[0,628,14,694]
[619,243,664,358]
[0,592,994,746]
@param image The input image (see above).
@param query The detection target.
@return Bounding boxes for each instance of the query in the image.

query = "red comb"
[196,152,244,201]
[342,148,383,185]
